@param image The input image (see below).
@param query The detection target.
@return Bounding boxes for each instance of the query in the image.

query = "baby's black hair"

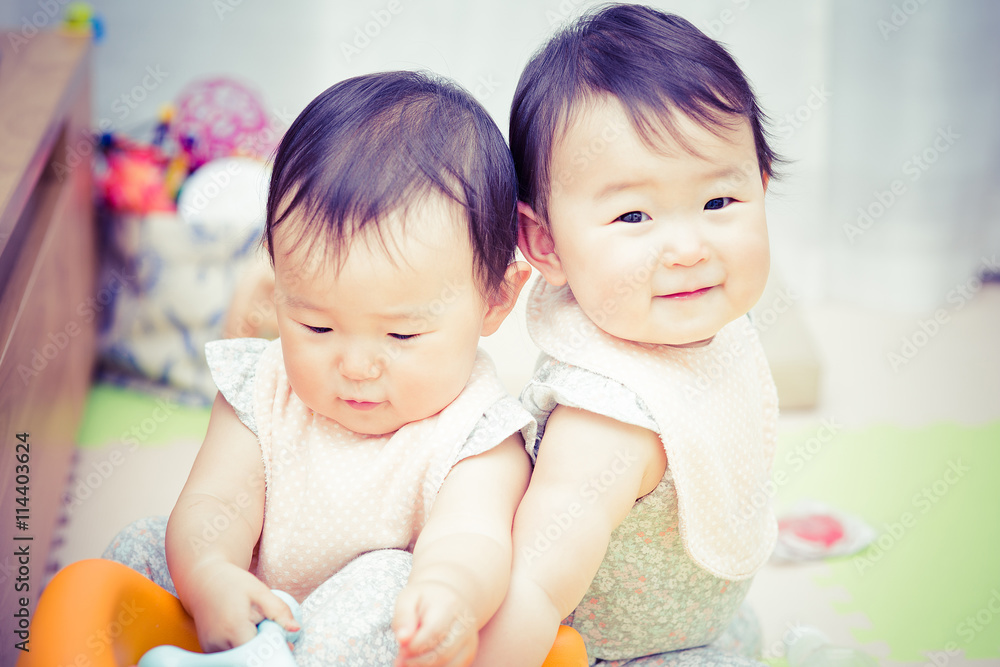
[266,71,518,300]
[510,3,781,224]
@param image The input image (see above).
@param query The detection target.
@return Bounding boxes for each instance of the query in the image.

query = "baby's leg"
[102,515,176,594]
[294,549,412,667]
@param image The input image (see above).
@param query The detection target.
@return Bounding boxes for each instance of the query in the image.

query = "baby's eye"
[705,197,734,210]
[389,333,419,341]
[303,324,332,334]
[616,211,650,223]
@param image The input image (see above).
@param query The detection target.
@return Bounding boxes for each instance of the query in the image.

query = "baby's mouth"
[659,285,714,300]
[343,399,383,411]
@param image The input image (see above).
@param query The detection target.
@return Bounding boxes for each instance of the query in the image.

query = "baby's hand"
[186,562,300,652]
[393,581,478,667]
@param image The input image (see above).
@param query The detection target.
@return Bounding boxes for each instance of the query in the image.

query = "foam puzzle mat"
[772,421,1000,664]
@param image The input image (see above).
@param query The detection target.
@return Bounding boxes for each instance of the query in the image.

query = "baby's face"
[540,99,770,346]
[272,198,490,435]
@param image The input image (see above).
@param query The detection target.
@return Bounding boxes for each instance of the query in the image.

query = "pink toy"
[99,144,176,214]
[170,78,274,169]
[778,514,845,548]
[771,500,877,563]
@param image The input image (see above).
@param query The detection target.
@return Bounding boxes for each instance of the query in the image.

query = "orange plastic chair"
[542,624,589,667]
[20,558,587,666]
[18,558,201,667]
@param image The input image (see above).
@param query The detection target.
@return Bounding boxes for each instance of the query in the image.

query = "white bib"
[527,279,777,580]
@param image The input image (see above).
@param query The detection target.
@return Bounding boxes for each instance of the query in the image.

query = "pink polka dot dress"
[206,338,533,602]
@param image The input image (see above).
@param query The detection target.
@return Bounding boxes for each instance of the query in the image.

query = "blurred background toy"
[98,155,270,403]
[92,77,282,403]
[98,140,176,215]
[61,1,105,41]
[771,500,877,563]
[170,78,277,170]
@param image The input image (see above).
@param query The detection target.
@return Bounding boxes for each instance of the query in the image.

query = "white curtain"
[823,0,1000,312]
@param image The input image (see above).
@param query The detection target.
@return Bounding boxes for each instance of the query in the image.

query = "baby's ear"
[481,261,532,336]
[517,202,567,287]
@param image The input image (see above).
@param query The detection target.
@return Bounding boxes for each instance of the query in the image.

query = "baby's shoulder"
[521,358,658,461]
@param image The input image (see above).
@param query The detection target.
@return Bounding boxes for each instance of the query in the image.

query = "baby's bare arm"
[394,434,531,667]
[470,406,666,667]
[165,394,297,650]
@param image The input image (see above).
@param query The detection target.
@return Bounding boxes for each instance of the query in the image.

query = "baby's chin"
[333,414,404,436]
[593,319,723,348]
[302,402,402,436]
[331,405,450,436]
[633,334,718,348]
[661,335,717,348]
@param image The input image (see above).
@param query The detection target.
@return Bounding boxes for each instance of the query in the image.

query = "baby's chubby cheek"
[573,289,639,338]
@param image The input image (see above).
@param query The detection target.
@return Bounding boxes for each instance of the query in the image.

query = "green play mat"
[75,383,211,448]
[773,421,1000,662]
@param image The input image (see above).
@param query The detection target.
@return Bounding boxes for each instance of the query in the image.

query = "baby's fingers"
[399,627,476,667]
[393,590,421,646]
[252,589,300,633]
[407,607,476,662]
[400,603,450,655]
[198,616,259,653]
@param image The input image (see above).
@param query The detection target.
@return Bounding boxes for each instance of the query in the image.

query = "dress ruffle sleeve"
[204,338,271,437]
[455,393,535,464]
[520,355,658,461]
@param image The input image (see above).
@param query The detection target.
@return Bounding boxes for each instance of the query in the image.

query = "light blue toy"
[138,590,302,667]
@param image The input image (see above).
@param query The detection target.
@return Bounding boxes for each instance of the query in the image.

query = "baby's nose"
[338,346,381,381]
[658,223,709,267]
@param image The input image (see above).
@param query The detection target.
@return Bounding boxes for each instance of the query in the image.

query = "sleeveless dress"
[105,337,533,666]
[207,338,532,602]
